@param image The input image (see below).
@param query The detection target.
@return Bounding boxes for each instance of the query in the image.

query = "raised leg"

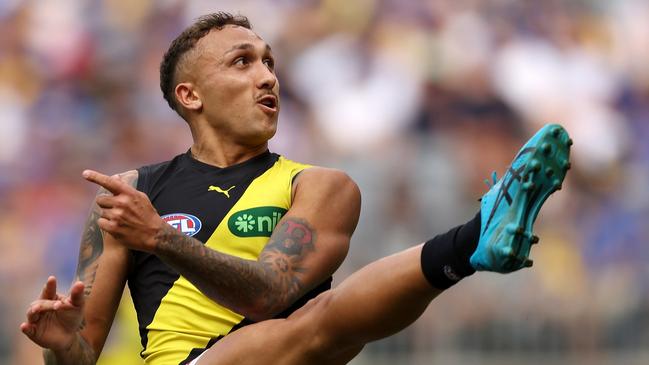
[196,124,573,365]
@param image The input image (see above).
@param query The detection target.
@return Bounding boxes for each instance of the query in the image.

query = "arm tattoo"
[75,202,103,296]
[74,170,138,296]
[154,217,316,318]
[258,218,315,310]
[44,333,96,365]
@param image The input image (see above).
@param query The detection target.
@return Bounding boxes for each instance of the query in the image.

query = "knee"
[293,291,361,357]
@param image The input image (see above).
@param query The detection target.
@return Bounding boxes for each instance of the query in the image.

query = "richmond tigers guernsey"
[128,150,332,365]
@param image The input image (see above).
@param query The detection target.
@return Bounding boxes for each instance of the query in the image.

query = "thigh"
[196,293,363,365]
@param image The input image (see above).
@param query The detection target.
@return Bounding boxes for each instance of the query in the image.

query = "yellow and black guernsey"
[130,150,331,365]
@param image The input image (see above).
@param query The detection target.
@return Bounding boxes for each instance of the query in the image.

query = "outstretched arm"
[83,167,361,321]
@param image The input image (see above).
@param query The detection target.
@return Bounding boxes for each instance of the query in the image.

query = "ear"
[175,82,203,112]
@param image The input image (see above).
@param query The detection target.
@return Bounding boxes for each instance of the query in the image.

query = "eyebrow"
[223,43,273,56]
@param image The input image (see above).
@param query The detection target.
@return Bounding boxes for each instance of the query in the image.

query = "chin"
[244,127,277,147]
[260,128,278,143]
[260,119,278,138]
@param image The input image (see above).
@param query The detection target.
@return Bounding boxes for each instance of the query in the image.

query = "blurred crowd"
[1,0,648,364]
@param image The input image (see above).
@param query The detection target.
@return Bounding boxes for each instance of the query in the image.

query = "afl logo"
[161,213,202,237]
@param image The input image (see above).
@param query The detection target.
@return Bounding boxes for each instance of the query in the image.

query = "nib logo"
[228,207,287,237]
[234,214,255,233]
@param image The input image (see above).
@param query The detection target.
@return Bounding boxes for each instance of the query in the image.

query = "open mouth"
[257,95,278,112]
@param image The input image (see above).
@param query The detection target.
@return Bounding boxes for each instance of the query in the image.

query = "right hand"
[82,169,165,253]
[20,276,85,352]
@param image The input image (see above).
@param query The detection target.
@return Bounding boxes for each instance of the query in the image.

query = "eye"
[233,56,249,67]
[263,58,275,70]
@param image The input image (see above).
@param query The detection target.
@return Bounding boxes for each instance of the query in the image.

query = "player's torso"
[128,151,317,365]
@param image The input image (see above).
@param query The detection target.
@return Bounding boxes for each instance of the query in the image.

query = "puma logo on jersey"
[208,185,235,198]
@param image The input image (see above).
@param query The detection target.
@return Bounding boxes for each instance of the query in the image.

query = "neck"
[190,138,268,168]
[190,142,268,168]
[187,117,271,168]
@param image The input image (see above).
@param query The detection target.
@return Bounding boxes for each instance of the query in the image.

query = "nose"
[256,63,277,90]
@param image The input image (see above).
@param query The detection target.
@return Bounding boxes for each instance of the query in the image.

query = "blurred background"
[1,0,648,364]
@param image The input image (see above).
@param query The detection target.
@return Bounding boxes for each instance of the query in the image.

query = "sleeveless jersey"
[128,150,331,365]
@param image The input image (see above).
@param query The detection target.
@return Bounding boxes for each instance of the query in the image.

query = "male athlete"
[21,12,572,365]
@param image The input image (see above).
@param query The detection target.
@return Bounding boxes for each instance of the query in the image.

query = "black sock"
[420,212,481,290]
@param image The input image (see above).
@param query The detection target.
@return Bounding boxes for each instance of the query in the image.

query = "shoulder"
[137,155,180,177]
[296,167,356,186]
[135,153,185,193]
[289,167,361,234]
[293,167,360,203]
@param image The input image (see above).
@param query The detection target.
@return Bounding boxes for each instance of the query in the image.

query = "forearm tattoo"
[154,217,316,317]
[75,170,138,296]
[43,333,96,365]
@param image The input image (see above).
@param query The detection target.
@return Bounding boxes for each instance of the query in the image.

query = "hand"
[82,169,165,252]
[21,276,85,352]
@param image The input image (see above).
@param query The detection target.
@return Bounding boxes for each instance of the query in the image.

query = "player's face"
[191,26,279,146]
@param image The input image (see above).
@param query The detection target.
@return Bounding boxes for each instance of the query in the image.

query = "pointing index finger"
[82,169,126,195]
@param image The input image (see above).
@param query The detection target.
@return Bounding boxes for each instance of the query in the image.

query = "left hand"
[20,277,85,352]
[82,169,165,252]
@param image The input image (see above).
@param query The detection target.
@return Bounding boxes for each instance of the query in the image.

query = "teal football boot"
[470,124,572,273]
